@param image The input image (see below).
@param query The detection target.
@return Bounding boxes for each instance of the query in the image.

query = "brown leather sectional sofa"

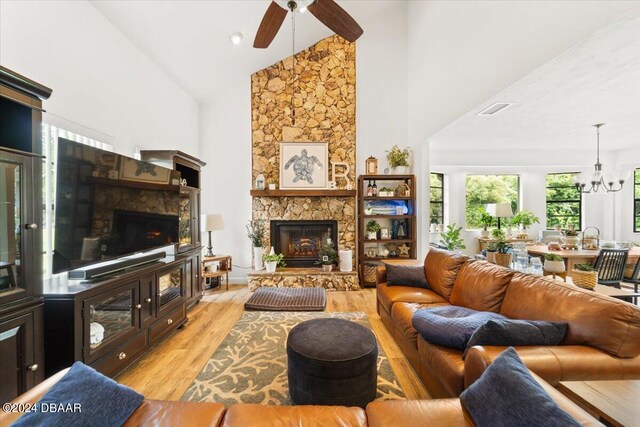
[2,366,601,426]
[376,247,640,398]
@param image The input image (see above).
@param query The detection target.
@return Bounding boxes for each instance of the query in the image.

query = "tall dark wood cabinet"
[140,150,206,309]
[0,66,52,403]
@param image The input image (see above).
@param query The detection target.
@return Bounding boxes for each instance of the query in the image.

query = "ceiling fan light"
[229,32,243,45]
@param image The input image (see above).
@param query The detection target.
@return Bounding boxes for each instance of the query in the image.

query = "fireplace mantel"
[250,189,356,197]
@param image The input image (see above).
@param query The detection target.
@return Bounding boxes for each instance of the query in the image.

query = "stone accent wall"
[248,270,359,292]
[251,35,357,265]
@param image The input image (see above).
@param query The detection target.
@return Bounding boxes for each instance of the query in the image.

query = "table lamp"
[203,214,224,257]
[486,203,513,230]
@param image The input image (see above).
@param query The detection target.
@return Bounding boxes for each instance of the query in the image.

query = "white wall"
[0,0,199,157]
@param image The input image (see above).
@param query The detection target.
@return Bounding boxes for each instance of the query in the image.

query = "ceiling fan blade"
[307,0,363,43]
[254,1,288,49]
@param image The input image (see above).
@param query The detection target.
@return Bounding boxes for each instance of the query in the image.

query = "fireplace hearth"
[271,220,338,268]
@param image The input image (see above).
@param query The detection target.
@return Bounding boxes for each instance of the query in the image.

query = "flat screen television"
[53,138,181,274]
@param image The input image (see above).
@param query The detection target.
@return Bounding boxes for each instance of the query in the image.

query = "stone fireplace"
[271,220,338,267]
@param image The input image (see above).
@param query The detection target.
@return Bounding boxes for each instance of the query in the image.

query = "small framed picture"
[381,229,390,239]
[395,206,403,215]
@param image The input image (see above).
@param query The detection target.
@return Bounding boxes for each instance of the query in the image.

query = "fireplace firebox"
[270,220,338,268]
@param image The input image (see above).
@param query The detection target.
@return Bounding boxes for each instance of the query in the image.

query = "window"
[546,173,581,230]
[429,172,444,226]
[41,123,113,278]
[465,175,519,229]
[635,168,640,232]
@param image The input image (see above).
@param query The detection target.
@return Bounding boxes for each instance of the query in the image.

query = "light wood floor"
[116,285,430,401]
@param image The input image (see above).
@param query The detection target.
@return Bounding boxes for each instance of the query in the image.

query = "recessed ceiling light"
[477,102,514,116]
[229,32,243,45]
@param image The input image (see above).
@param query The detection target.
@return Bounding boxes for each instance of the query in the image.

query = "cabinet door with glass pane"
[83,281,140,363]
[0,150,37,306]
[156,265,184,316]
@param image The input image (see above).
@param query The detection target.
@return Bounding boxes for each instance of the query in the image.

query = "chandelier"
[574,123,628,194]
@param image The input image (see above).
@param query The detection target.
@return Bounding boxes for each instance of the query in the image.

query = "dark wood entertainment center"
[43,151,206,378]
[0,65,208,402]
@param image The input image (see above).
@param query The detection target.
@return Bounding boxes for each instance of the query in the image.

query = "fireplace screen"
[271,220,338,268]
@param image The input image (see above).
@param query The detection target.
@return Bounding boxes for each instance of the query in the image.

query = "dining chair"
[623,257,640,305]
[593,249,629,288]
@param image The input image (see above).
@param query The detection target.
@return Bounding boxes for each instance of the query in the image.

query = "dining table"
[526,245,640,278]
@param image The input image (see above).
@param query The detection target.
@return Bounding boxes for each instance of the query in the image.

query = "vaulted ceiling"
[430,6,640,152]
[90,0,396,102]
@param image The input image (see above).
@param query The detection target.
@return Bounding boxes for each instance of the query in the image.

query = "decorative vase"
[486,251,497,264]
[544,259,565,274]
[322,264,333,272]
[253,247,264,270]
[430,224,437,233]
[481,229,490,238]
[494,253,512,267]
[391,166,408,175]
[367,231,378,240]
[265,261,277,273]
[506,227,513,237]
[339,249,353,272]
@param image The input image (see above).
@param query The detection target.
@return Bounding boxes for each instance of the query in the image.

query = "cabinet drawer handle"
[118,352,126,360]
[135,304,142,309]
[167,318,173,325]
[145,298,152,303]
[27,364,39,372]
[25,223,38,230]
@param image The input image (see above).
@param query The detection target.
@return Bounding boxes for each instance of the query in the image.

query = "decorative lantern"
[365,156,378,175]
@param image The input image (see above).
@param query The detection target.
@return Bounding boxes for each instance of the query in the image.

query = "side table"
[202,255,232,291]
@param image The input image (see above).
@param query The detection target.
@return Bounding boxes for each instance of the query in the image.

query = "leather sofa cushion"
[124,400,226,427]
[450,261,515,313]
[367,399,473,427]
[377,282,447,314]
[424,248,469,300]
[221,404,367,427]
[501,273,640,358]
[418,337,465,397]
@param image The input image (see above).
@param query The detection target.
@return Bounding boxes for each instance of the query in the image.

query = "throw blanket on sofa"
[412,306,506,350]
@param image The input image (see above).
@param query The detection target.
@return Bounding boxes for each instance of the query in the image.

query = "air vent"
[477,102,513,116]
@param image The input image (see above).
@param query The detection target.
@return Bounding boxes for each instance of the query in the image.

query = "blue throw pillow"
[460,347,581,427]
[386,264,429,289]
[12,362,144,427]
[412,306,506,350]
[464,319,567,358]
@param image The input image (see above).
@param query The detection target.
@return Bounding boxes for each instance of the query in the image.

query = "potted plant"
[315,241,338,272]
[572,263,598,290]
[439,224,466,252]
[366,220,381,240]
[543,253,565,274]
[485,242,498,264]
[246,220,266,270]
[562,229,580,249]
[386,145,411,174]
[263,248,286,273]
[491,228,506,240]
[511,210,540,238]
[494,240,512,267]
[479,209,493,238]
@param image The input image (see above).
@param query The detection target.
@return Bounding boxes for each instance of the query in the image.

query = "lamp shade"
[203,214,224,231]
[486,203,513,218]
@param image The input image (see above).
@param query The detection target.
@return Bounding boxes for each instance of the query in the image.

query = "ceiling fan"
[254,0,364,49]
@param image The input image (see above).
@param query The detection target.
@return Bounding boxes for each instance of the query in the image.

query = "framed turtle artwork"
[279,142,329,190]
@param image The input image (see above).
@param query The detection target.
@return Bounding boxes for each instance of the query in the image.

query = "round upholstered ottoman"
[286,318,378,408]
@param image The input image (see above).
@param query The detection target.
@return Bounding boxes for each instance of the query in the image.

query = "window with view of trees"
[430,173,444,226]
[546,173,581,230]
[465,175,519,229]
[635,168,640,232]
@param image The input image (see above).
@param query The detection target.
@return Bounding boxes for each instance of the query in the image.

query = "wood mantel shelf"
[250,189,357,197]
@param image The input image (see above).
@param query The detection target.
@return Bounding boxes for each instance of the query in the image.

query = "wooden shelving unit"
[357,175,417,287]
